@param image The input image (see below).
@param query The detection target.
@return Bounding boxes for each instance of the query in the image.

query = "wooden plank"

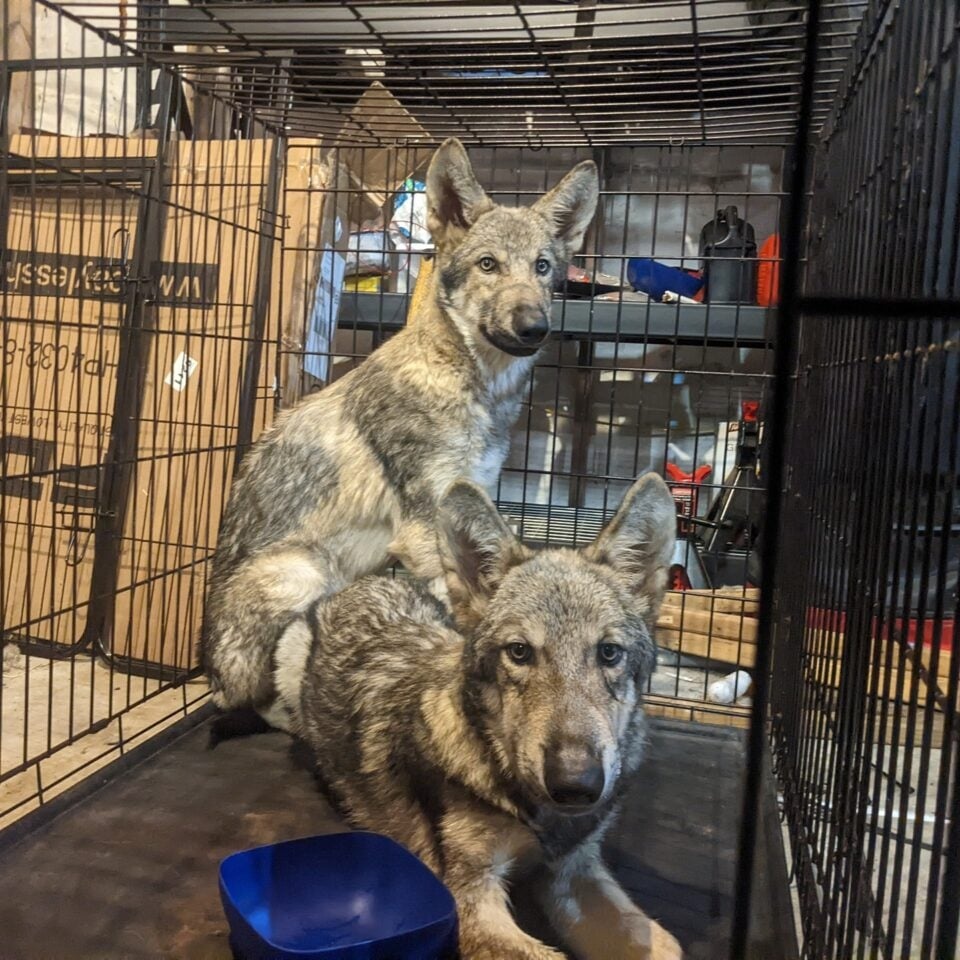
[645,695,751,730]
[803,628,953,684]
[804,657,958,712]
[674,586,761,600]
[408,256,434,323]
[657,627,757,669]
[798,630,957,742]
[872,702,947,747]
[666,587,760,617]
[800,673,950,747]
[657,605,758,643]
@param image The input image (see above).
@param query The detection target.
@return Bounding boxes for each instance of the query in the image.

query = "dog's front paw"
[647,920,683,960]
[618,915,683,960]
[464,941,566,960]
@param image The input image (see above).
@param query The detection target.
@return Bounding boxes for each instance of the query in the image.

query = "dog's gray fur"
[201,139,599,723]
[274,474,683,960]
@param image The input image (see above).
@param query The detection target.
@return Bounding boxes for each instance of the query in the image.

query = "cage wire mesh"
[2,0,959,957]
[0,16,283,822]
[770,1,960,958]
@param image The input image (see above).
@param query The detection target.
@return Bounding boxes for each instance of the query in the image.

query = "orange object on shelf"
[756,234,781,306]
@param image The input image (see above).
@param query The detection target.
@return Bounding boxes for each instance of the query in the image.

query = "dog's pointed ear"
[436,480,530,626]
[426,138,494,253]
[532,160,599,260]
[583,473,677,608]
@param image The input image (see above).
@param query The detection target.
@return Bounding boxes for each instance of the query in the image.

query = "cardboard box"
[2,138,149,656]
[1,136,282,672]
[335,81,433,216]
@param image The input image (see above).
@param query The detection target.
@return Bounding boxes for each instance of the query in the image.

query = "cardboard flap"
[336,81,433,207]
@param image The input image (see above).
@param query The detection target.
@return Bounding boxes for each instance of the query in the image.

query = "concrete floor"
[0,645,207,829]
[0,715,796,960]
[777,734,953,959]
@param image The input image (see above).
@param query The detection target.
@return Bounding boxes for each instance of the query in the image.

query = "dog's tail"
[207,707,274,748]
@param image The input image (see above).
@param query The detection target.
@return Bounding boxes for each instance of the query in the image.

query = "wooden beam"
[665,587,760,616]
[657,604,758,643]
[657,627,757,668]
[645,694,751,730]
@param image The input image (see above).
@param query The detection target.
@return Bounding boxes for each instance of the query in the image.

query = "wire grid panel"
[0,0,798,828]
[39,0,866,146]
[280,141,780,711]
[771,1,960,958]
[0,15,282,820]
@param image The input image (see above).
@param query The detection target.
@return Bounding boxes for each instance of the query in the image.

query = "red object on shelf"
[665,464,713,484]
[690,270,706,303]
[665,463,712,536]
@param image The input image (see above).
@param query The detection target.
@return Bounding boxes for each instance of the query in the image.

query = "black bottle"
[699,205,758,304]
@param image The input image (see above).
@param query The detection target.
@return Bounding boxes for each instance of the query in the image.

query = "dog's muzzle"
[511,308,550,348]
[543,741,605,811]
[479,307,551,357]
[479,324,544,357]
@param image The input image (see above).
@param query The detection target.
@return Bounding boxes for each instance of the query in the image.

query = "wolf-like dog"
[273,473,683,960]
[201,139,599,726]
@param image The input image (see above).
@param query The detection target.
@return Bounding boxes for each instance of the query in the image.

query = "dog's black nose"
[512,311,550,346]
[544,749,605,807]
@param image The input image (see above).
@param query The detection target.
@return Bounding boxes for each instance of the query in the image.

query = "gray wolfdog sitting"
[201,139,599,727]
[273,474,683,960]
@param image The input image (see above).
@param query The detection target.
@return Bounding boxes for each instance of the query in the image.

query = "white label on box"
[164,352,199,392]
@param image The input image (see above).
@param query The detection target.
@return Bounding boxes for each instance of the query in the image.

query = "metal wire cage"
[1,0,958,958]
[769,2,960,958]
[0,14,285,821]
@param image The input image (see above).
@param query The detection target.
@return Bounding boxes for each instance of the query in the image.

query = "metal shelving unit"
[338,293,773,346]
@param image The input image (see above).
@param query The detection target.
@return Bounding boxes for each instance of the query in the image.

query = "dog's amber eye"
[598,643,625,667]
[505,642,533,665]
[478,256,497,273]
[535,258,551,275]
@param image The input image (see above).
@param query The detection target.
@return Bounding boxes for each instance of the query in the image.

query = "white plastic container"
[707,670,753,705]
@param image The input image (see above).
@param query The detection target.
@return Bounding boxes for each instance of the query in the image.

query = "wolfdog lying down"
[273,474,683,960]
[201,138,599,728]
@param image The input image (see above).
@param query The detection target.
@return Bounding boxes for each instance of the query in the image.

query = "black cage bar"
[770,1,960,958]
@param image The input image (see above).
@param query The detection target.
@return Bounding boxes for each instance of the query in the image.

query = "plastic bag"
[389,179,431,293]
[389,179,430,245]
[345,230,392,275]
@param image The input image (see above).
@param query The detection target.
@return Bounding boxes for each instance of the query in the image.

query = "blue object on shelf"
[443,69,548,78]
[627,258,704,301]
[219,832,458,960]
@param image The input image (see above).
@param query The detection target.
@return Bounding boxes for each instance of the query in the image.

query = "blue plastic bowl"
[219,832,458,960]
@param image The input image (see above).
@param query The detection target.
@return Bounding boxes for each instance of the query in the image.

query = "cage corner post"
[234,133,286,476]
[80,76,178,679]
[729,0,824,956]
